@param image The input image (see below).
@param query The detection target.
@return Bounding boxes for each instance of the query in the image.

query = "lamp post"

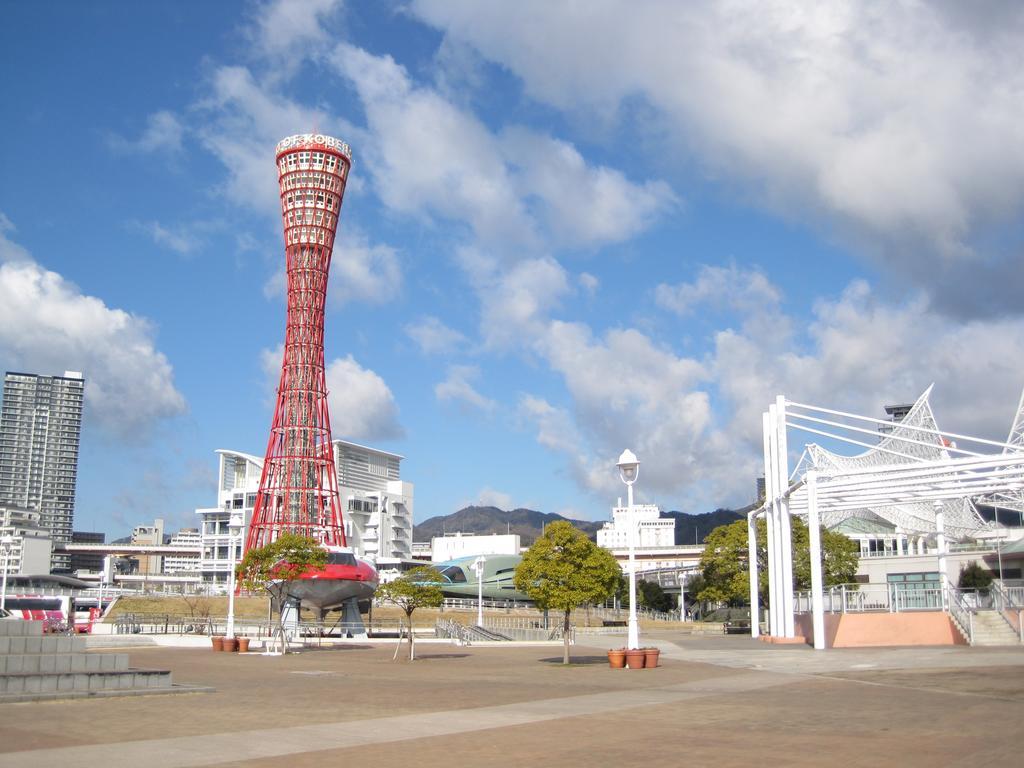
[617,449,640,650]
[226,513,243,639]
[471,555,487,627]
[679,570,687,622]
[0,535,13,612]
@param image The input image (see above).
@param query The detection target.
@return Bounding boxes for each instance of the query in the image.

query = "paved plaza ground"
[2,632,1022,767]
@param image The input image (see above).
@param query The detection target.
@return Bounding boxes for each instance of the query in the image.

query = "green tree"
[638,580,674,613]
[375,566,444,661]
[682,572,707,620]
[514,521,621,664]
[957,561,993,592]
[236,533,328,653]
[697,517,859,606]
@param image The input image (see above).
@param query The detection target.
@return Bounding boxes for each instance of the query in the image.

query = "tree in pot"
[235,533,327,654]
[514,521,621,665]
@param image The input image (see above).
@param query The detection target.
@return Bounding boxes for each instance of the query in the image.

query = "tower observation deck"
[245,133,353,551]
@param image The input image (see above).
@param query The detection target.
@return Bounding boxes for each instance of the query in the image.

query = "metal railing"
[947,589,974,644]
[794,584,945,614]
[433,617,569,644]
[110,613,409,640]
[990,580,1024,642]
[435,618,472,644]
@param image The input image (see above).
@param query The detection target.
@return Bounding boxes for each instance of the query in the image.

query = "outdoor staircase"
[0,619,198,703]
[970,610,1022,646]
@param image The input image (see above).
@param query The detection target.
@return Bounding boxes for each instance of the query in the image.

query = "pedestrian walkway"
[2,634,1021,767]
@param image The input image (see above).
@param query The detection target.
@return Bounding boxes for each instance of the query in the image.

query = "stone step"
[0,651,129,674]
[0,633,88,655]
[973,638,1022,646]
[0,619,43,637]
[0,668,173,696]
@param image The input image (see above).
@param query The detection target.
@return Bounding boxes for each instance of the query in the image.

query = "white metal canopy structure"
[750,386,1024,650]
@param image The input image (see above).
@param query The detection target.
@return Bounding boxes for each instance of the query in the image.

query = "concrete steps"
[0,619,196,703]
[970,610,1022,646]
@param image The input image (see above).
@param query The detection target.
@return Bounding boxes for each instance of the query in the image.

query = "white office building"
[0,504,53,575]
[597,502,676,549]
[194,443,414,588]
[431,532,521,563]
[334,439,414,570]
[163,528,202,574]
[194,450,259,590]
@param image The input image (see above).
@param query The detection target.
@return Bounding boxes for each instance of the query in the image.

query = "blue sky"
[2,1,1023,539]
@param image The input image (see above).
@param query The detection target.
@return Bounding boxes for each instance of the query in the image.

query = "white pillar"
[226,528,238,638]
[626,482,639,650]
[807,472,826,650]
[934,500,947,610]
[775,397,795,637]
[763,411,779,636]
[747,511,760,638]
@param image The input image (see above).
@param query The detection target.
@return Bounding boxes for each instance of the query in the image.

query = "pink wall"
[794,612,967,648]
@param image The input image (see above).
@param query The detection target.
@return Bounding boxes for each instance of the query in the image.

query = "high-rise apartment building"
[0,371,85,572]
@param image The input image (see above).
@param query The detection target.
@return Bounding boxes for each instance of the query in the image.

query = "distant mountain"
[662,507,751,545]
[413,506,603,545]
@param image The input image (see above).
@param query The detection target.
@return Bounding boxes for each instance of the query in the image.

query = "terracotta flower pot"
[211,636,225,652]
[607,648,627,669]
[643,648,660,668]
[237,637,250,653]
[625,649,646,669]
[222,637,238,652]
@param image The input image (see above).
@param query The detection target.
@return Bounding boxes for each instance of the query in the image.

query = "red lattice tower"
[246,133,353,551]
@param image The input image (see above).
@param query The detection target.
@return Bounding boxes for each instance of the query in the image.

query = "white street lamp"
[679,570,687,622]
[0,535,14,613]
[226,513,244,639]
[471,555,487,627]
[617,449,641,650]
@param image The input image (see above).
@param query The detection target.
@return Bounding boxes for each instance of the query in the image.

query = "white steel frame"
[751,385,1024,650]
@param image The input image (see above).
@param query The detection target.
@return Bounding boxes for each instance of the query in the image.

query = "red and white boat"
[276,548,378,611]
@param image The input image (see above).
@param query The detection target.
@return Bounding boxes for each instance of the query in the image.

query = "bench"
[723,622,751,635]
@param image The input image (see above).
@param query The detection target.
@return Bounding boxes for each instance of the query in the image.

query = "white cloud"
[655,264,781,316]
[325,355,404,441]
[0,224,186,438]
[503,128,678,248]
[329,42,675,255]
[330,230,401,306]
[476,487,513,510]
[109,110,184,154]
[249,0,343,61]
[411,0,1024,316]
[262,228,401,306]
[0,214,31,263]
[532,320,712,497]
[513,265,1024,510]
[405,316,467,355]
[435,365,495,412]
[479,257,570,349]
[578,272,599,295]
[258,349,403,442]
[330,43,538,252]
[196,65,350,215]
[131,220,200,256]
